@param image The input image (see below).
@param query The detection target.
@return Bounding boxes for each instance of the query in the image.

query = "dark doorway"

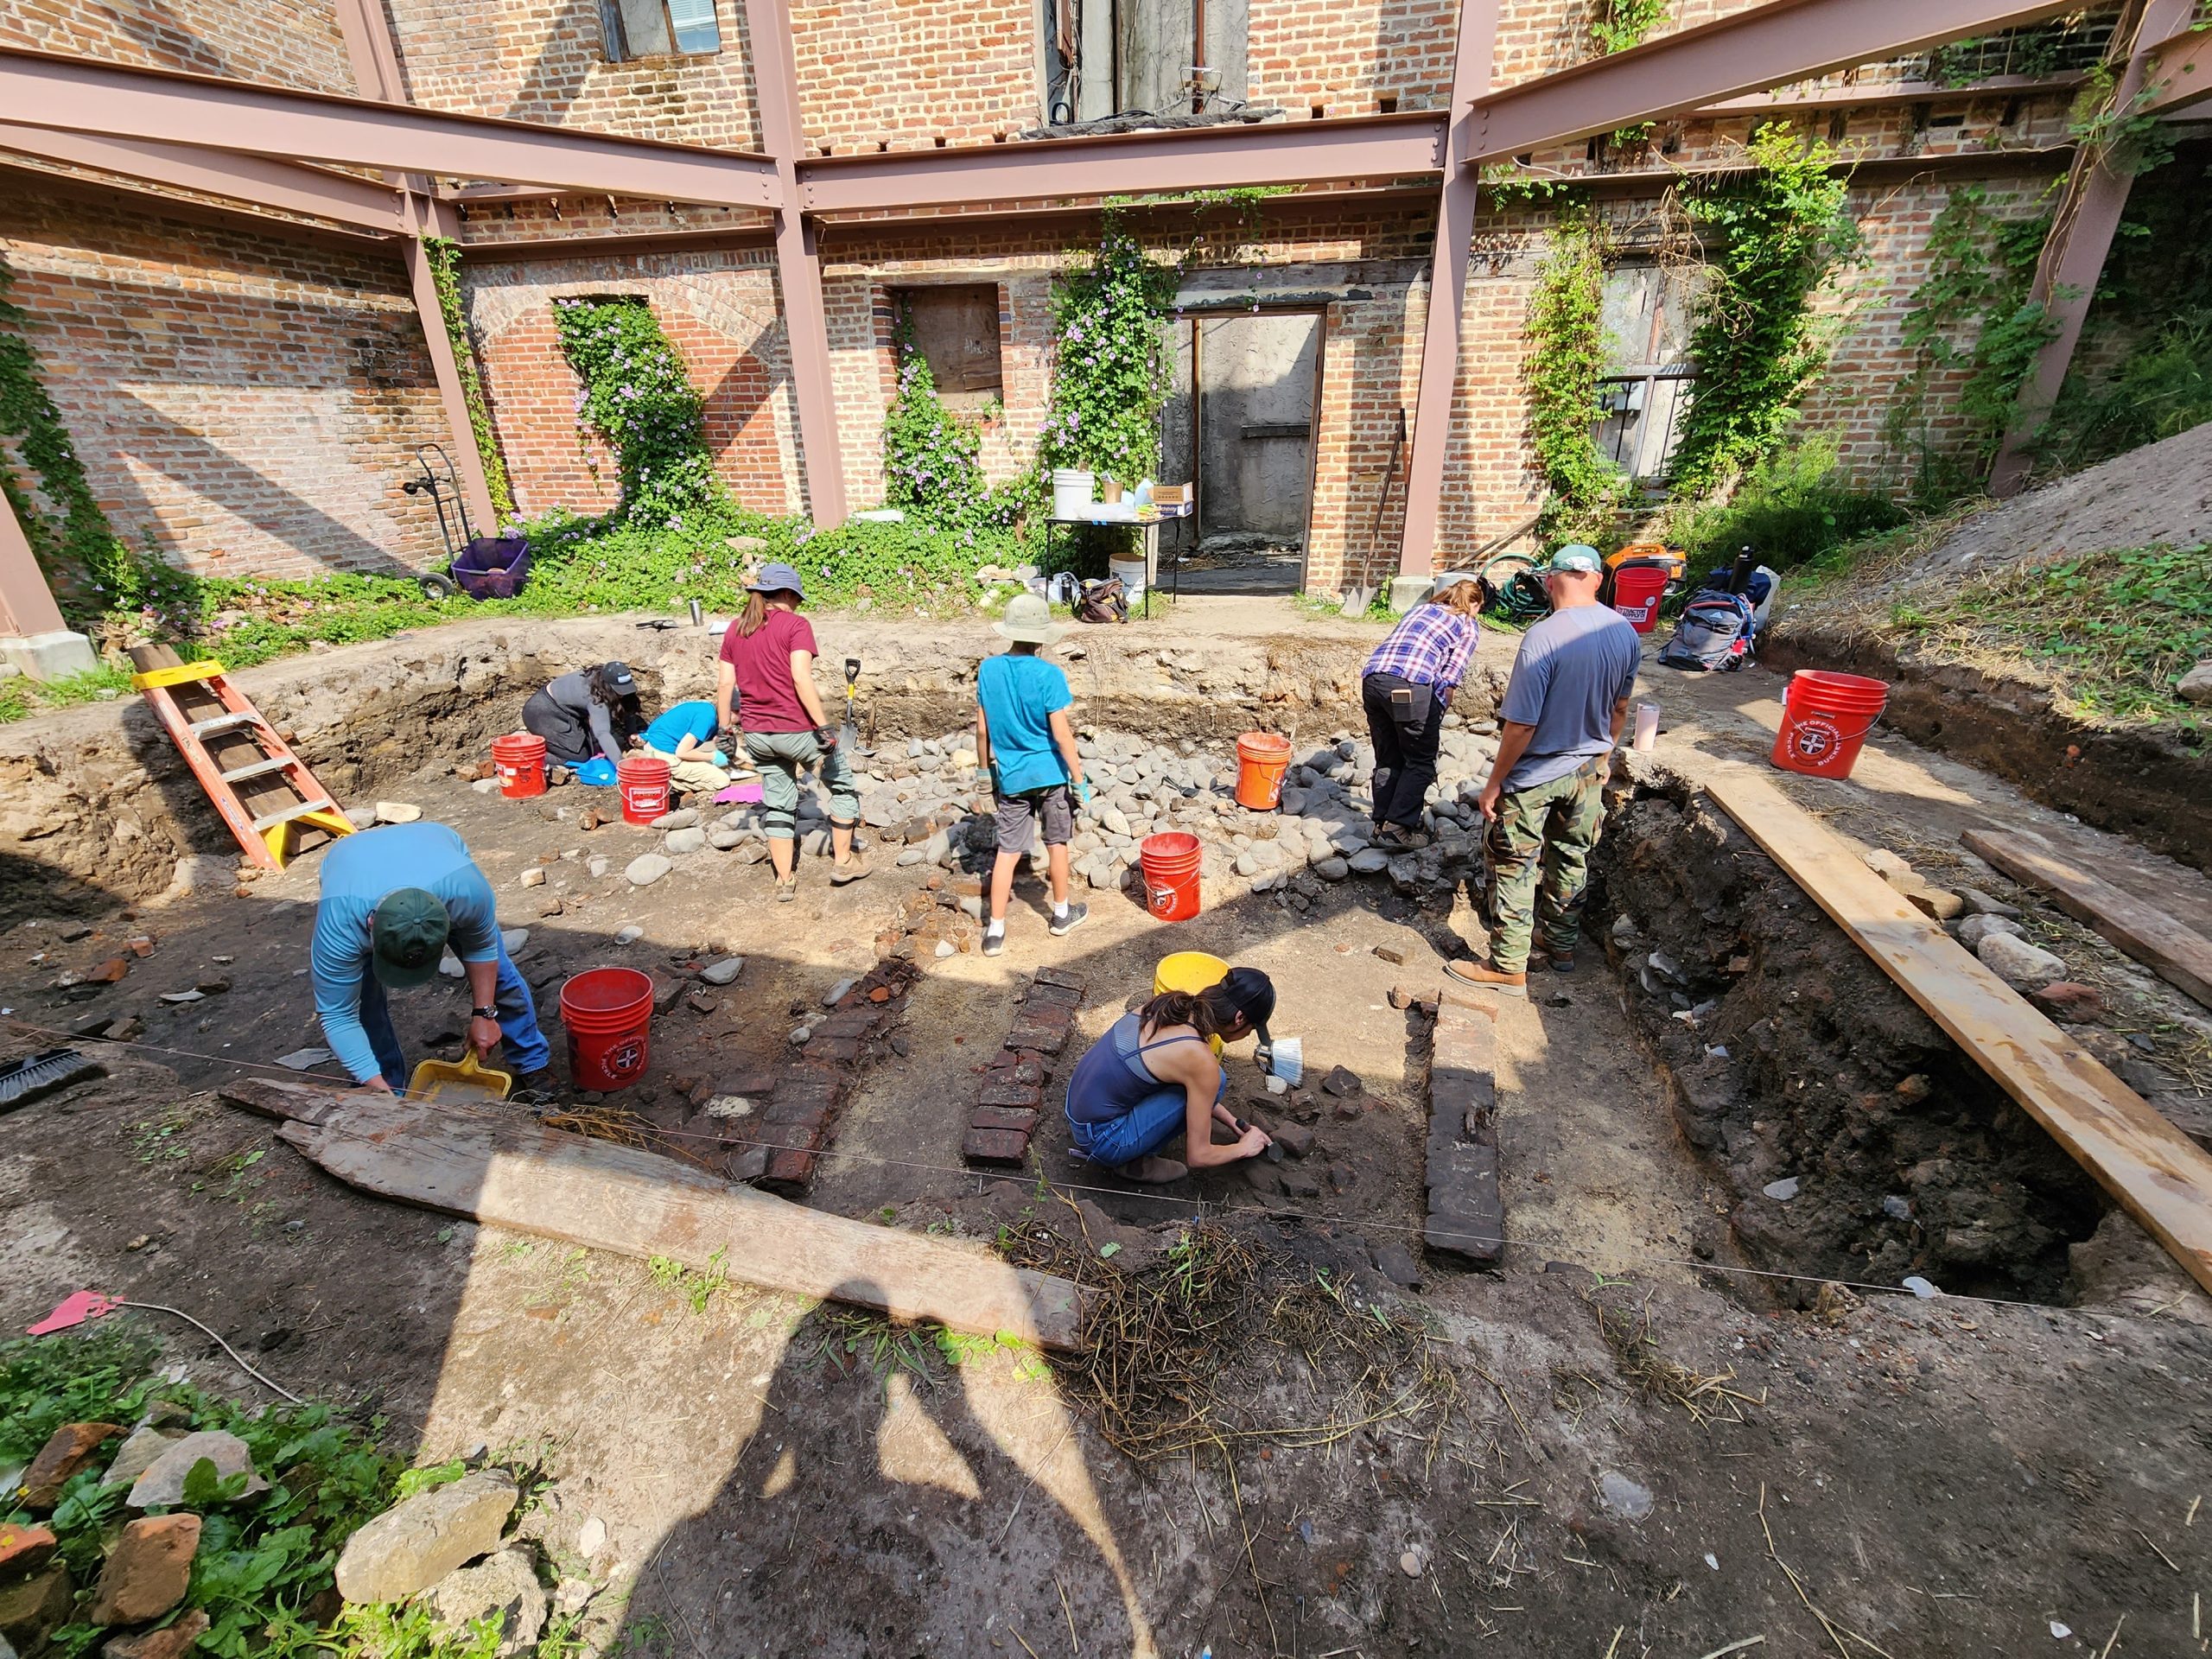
[1160,308,1321,595]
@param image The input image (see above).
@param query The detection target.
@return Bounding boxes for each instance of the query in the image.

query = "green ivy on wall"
[422,238,515,521]
[1882,185,2053,496]
[0,262,164,626]
[1524,206,1627,543]
[553,296,725,531]
[1039,216,1182,490]
[879,302,1027,543]
[1669,123,1860,496]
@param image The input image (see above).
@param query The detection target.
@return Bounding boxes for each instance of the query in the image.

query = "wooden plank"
[1961,827,2212,1012]
[1704,767,2212,1297]
[222,1083,1086,1349]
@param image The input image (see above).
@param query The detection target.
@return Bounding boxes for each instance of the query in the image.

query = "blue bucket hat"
[746,561,806,598]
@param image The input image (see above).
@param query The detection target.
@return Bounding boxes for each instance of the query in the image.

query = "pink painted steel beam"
[1398,0,1502,581]
[1988,0,2194,496]
[0,123,406,231]
[801,113,1446,214]
[0,489,70,639]
[1465,0,2088,162]
[0,46,781,209]
[2140,23,2212,115]
[743,0,846,526]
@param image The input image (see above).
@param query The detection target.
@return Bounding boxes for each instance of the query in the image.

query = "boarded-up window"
[601,0,721,60]
[1593,262,1700,486]
[893,285,1003,408]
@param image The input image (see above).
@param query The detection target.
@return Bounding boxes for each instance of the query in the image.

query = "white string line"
[4,1015,2061,1312]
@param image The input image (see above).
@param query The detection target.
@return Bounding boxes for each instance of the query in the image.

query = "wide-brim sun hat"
[746,561,806,597]
[994,592,1066,645]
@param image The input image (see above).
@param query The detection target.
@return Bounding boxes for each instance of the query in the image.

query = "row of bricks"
[962,969,1085,1168]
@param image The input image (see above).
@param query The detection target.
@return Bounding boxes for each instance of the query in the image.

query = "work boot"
[1530,944,1576,975]
[830,854,871,886]
[774,874,798,903]
[1049,902,1090,937]
[511,1068,557,1108]
[1116,1155,1188,1185]
[1444,957,1528,998]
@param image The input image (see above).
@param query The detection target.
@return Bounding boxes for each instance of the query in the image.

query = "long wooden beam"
[0,46,781,210]
[1465,0,2087,162]
[1707,768,2212,1298]
[223,1077,1088,1349]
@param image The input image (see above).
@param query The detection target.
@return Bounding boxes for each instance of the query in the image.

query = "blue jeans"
[1069,1071,1226,1166]
[357,941,550,1090]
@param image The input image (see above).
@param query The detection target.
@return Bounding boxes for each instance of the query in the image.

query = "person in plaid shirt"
[1359,577,1483,849]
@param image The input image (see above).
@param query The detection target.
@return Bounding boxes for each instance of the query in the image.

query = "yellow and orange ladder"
[128,645,353,871]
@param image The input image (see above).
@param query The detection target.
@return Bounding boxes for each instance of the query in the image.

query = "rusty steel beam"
[2139,22,2212,115]
[1697,72,2085,114]
[744,0,846,526]
[0,46,781,209]
[0,123,407,231]
[1465,0,2088,162]
[1398,0,1503,581]
[1989,0,2194,496]
[801,112,1446,214]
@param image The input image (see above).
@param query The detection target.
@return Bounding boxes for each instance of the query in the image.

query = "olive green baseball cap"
[371,887,450,988]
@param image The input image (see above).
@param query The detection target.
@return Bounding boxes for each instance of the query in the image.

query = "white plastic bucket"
[1109,555,1147,605]
[1051,468,1096,519]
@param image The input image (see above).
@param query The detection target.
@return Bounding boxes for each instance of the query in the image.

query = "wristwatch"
[471,1005,499,1020]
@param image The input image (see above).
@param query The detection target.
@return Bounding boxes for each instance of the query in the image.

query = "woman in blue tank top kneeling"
[1064,968,1277,1184]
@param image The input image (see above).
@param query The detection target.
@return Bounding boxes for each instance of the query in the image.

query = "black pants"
[521,690,594,766]
[1362,671,1444,830]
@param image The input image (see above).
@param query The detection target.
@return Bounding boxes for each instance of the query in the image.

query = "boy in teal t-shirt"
[976,594,1090,957]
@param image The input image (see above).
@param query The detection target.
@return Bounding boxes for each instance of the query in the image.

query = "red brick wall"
[461,249,803,517]
[1248,0,1459,116]
[0,0,350,92]
[791,0,1039,150]
[381,0,764,147]
[0,192,449,581]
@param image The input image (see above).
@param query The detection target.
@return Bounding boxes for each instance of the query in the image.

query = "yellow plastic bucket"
[1154,951,1229,1054]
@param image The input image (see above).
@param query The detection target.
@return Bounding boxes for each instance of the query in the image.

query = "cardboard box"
[1152,483,1191,506]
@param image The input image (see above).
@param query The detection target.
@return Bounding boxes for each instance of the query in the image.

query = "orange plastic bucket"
[1771,670,1888,780]
[618,753,671,825]
[557,967,655,1090]
[1139,831,1203,922]
[491,731,547,798]
[1234,731,1293,810]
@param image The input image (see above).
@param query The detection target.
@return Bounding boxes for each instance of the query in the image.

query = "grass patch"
[1885,542,2212,724]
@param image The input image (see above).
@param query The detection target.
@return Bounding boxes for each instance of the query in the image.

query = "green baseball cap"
[1541,544,1604,576]
[371,888,450,988]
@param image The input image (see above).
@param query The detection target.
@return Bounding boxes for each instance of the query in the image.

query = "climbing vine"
[1882,186,2053,493]
[422,238,515,521]
[1669,123,1860,495]
[1524,207,1627,542]
[0,263,166,625]
[1586,0,1668,55]
[879,302,1027,542]
[552,296,724,531]
[1039,215,1182,490]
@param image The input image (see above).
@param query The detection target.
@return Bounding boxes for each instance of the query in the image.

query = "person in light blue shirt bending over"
[309,822,554,1101]
[976,593,1091,958]
[640,698,734,798]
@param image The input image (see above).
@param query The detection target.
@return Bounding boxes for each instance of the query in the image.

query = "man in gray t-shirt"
[1448,546,1641,995]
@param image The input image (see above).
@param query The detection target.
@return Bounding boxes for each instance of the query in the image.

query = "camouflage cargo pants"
[1483,755,1606,973]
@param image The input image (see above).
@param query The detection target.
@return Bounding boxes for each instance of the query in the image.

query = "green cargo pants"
[745,729,859,842]
[1483,754,1606,973]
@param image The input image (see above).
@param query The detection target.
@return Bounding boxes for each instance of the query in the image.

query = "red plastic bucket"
[1609,563,1671,634]
[1139,831,1203,922]
[491,731,547,798]
[618,754,671,825]
[557,967,655,1090]
[1771,670,1889,780]
[1234,732,1293,810]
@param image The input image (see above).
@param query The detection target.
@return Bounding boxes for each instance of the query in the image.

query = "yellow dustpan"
[406,1048,512,1104]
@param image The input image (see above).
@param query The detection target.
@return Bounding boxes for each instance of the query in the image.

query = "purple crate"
[452,535,531,600]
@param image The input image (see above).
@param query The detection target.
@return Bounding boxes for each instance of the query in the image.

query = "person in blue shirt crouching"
[309,822,555,1102]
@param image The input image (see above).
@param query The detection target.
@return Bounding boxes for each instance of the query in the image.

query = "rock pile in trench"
[622,717,1510,912]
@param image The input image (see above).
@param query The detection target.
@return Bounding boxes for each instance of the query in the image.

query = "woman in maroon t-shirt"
[715,563,868,900]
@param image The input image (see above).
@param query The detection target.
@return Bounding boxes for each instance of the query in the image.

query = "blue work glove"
[1076,779,1093,807]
